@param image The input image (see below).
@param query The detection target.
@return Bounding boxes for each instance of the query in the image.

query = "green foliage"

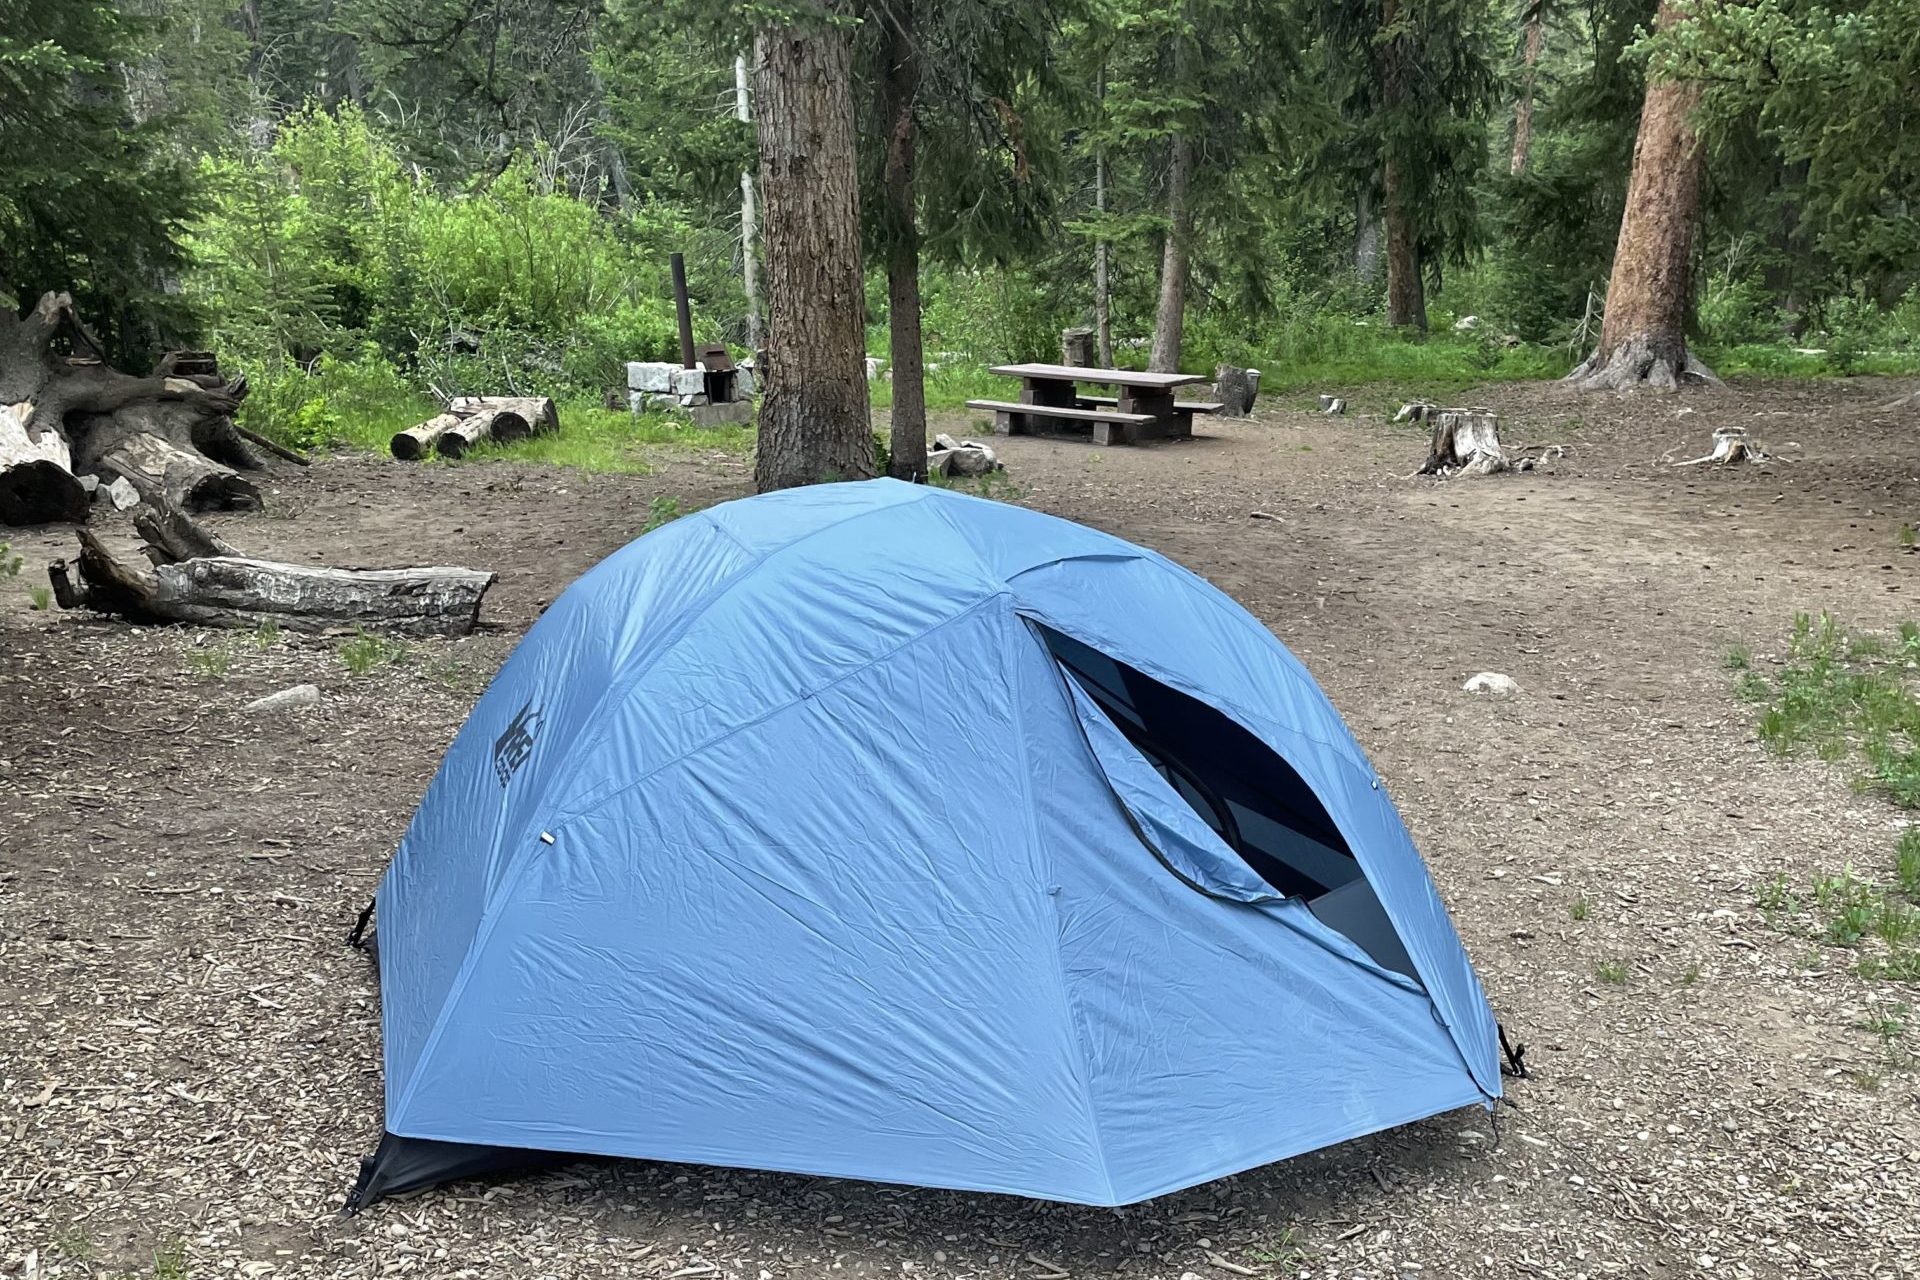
[27,584,51,611]
[1744,613,1920,808]
[0,0,200,359]
[1595,959,1629,985]
[643,496,683,532]
[0,542,20,580]
[339,628,405,676]
[186,646,233,680]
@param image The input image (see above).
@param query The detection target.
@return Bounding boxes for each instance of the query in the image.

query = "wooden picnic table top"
[989,362,1212,390]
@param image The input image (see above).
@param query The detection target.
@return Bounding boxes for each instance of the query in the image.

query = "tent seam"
[1009,610,1119,1205]
[550,490,944,821]
[551,589,1011,832]
[392,493,946,1128]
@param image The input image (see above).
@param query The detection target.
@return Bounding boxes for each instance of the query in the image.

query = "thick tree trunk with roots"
[1568,4,1719,392]
[880,4,927,482]
[751,11,874,492]
[0,291,260,525]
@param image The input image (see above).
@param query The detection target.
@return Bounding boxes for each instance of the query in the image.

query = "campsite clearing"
[3,376,1918,1279]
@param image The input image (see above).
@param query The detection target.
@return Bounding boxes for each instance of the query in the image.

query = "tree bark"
[0,401,88,524]
[392,413,461,460]
[1379,0,1425,331]
[1383,155,1425,330]
[1149,130,1193,373]
[880,4,927,482]
[1354,181,1383,282]
[735,55,763,355]
[1510,5,1545,175]
[752,10,875,492]
[95,433,261,512]
[1094,62,1114,368]
[1569,3,1718,391]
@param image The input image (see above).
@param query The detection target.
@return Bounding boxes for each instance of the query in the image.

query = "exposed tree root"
[1566,336,1721,393]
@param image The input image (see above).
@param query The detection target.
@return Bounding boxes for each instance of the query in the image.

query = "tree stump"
[1061,327,1096,368]
[1420,408,1507,475]
[1673,426,1766,466]
[1213,365,1258,417]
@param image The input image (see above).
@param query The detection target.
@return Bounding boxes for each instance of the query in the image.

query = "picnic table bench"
[968,363,1221,445]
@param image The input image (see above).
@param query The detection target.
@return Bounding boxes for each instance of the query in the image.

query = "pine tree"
[0,0,200,359]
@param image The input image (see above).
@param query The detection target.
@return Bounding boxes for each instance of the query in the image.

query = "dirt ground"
[3,377,1918,1280]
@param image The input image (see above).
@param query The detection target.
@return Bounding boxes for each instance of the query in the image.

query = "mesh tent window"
[1039,625,1419,981]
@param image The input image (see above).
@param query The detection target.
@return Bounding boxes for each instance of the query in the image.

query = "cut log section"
[1420,408,1507,476]
[393,396,559,460]
[48,497,496,637]
[96,432,261,512]
[391,413,460,461]
[1,399,89,524]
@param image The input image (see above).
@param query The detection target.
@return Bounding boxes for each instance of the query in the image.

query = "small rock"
[245,684,321,714]
[1462,672,1520,696]
[100,476,141,510]
[1454,314,1480,332]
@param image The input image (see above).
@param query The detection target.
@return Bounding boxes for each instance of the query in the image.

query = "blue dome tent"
[349,479,1501,1209]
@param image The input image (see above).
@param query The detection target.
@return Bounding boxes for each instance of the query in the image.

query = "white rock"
[864,356,883,380]
[102,476,141,510]
[626,361,680,393]
[734,366,757,397]
[670,366,706,397]
[1454,314,1481,332]
[1462,671,1520,696]
[245,684,321,714]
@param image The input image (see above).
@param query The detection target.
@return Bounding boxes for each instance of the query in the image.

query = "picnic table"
[967,363,1224,446]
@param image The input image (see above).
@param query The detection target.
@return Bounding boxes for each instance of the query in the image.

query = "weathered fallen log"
[0,292,263,524]
[1,399,89,524]
[392,396,559,460]
[435,396,558,459]
[95,432,261,512]
[391,413,461,461]
[49,499,496,636]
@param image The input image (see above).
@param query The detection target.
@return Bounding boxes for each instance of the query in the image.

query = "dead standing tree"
[1,292,268,525]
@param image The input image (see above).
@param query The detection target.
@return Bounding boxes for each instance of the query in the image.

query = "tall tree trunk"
[1509,5,1545,175]
[1093,63,1114,368]
[1383,155,1425,330]
[735,55,762,353]
[1149,8,1194,374]
[752,10,874,491]
[880,5,926,481]
[1568,3,1718,391]
[1149,130,1192,373]
[1354,181,1383,282]
[1379,0,1425,330]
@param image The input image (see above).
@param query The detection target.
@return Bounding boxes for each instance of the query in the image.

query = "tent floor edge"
[344,1132,570,1212]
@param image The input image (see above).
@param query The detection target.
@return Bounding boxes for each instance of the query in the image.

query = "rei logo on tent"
[492,699,542,787]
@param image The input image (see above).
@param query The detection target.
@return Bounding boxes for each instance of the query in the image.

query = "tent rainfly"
[349,479,1503,1209]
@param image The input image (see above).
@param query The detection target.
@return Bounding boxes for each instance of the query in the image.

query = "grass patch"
[28,584,51,611]
[642,495,683,532]
[1595,960,1629,985]
[1744,612,1920,807]
[339,628,406,677]
[185,646,233,680]
[1570,897,1591,922]
[149,1237,189,1280]
[469,398,751,473]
